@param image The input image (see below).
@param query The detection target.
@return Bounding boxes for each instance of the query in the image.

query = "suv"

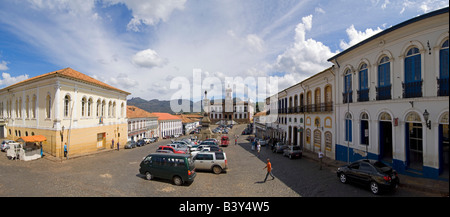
[283,146,303,159]
[157,145,186,154]
[193,151,228,174]
[139,153,196,186]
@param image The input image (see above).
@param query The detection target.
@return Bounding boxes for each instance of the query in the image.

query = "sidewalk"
[302,149,449,196]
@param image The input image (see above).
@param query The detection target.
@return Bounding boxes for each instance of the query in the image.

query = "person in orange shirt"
[263,158,275,182]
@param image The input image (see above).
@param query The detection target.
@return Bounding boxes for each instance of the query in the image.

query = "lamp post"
[423,109,431,129]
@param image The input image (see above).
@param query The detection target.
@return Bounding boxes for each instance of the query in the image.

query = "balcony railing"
[357,89,369,102]
[438,77,449,96]
[342,91,353,103]
[402,80,423,98]
[376,85,391,100]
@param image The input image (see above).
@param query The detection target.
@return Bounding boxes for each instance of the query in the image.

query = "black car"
[336,159,399,194]
[136,139,146,147]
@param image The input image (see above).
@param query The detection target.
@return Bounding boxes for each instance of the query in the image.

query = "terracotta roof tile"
[3,67,130,95]
[152,112,182,121]
[127,106,158,119]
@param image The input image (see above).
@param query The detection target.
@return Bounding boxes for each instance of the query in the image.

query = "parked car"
[283,146,302,159]
[193,151,228,174]
[124,141,137,149]
[167,143,190,154]
[220,136,229,147]
[1,139,15,152]
[255,138,267,146]
[136,139,146,147]
[139,153,196,186]
[157,145,186,154]
[272,142,288,153]
[336,159,400,194]
[200,141,218,146]
[191,145,223,156]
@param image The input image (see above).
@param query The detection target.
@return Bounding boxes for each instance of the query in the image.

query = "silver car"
[193,151,228,174]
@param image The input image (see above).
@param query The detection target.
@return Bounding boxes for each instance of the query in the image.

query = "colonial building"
[0,67,130,157]
[127,105,159,141]
[204,85,255,124]
[152,112,182,138]
[327,7,449,179]
[264,67,335,158]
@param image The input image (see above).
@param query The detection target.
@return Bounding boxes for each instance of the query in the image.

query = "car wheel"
[339,173,347,184]
[370,181,380,195]
[145,172,152,180]
[173,176,183,186]
[212,165,222,174]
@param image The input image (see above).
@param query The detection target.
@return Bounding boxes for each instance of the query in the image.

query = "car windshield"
[292,146,301,150]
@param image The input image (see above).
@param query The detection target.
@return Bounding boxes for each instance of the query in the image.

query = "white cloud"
[339,24,383,50]
[246,34,265,53]
[272,15,336,76]
[104,0,186,31]
[400,0,448,14]
[0,60,9,71]
[315,7,326,14]
[132,49,168,68]
[0,72,29,87]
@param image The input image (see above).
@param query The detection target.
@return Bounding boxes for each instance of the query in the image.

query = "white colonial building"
[327,7,449,179]
[264,67,335,158]
[0,67,130,157]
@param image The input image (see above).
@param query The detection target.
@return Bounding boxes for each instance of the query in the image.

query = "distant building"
[127,105,158,141]
[152,113,182,138]
[0,67,130,157]
[204,85,255,124]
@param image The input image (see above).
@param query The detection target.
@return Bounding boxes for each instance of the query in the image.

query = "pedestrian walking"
[117,142,120,151]
[64,143,67,158]
[257,141,261,157]
[111,139,114,149]
[318,150,324,170]
[263,158,275,182]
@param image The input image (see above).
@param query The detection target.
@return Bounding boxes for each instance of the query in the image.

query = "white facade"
[328,7,449,179]
[264,68,335,158]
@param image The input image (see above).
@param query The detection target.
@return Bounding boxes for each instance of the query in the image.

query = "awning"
[17,135,47,143]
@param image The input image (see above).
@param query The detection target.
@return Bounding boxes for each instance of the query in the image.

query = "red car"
[157,145,186,154]
[221,136,229,147]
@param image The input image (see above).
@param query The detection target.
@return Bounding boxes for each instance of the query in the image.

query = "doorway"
[379,121,393,163]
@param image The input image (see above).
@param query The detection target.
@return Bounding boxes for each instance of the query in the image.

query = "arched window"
[343,69,352,103]
[88,98,93,117]
[377,56,391,100]
[81,97,87,117]
[314,88,321,112]
[439,39,449,96]
[358,63,369,102]
[46,95,51,119]
[345,112,352,142]
[404,47,422,98]
[32,95,36,119]
[64,95,71,117]
[360,112,369,146]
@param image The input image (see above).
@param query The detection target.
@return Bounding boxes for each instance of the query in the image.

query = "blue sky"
[0,0,448,101]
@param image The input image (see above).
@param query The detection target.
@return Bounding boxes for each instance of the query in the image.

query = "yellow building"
[0,67,130,158]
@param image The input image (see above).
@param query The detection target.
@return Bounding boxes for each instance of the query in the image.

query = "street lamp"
[423,109,431,129]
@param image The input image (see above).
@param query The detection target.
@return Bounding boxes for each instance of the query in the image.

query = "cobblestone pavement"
[0,124,441,197]
[0,124,299,197]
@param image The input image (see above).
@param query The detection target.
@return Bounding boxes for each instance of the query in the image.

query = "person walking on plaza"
[117,142,120,151]
[257,140,261,157]
[64,143,67,158]
[111,139,114,149]
[318,150,324,170]
[263,158,274,182]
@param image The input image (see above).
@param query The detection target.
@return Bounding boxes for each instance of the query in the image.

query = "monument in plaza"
[199,90,214,140]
